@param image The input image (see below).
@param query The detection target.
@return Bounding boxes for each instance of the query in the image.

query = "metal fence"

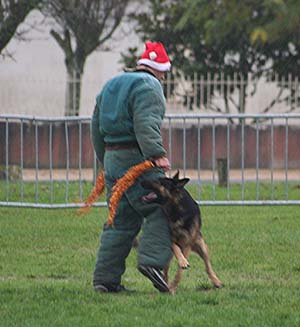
[2,73,300,117]
[0,114,300,208]
[163,73,300,114]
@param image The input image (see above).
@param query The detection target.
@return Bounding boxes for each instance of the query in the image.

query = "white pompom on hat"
[137,41,171,72]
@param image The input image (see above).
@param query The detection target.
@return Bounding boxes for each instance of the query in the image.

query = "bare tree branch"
[42,0,130,115]
[0,0,43,53]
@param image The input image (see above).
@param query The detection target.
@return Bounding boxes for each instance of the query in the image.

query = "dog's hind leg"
[192,236,223,288]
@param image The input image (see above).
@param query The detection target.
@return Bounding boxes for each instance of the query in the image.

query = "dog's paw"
[214,281,223,289]
[169,288,176,295]
[212,277,223,288]
[178,257,190,269]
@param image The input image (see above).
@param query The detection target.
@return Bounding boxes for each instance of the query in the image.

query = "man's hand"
[153,156,170,172]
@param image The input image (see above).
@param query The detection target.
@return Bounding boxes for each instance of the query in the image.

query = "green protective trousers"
[93,148,172,286]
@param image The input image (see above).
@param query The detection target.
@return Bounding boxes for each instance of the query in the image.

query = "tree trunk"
[65,69,82,116]
[238,78,247,124]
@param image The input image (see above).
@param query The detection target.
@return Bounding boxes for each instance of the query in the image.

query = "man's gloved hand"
[153,156,170,172]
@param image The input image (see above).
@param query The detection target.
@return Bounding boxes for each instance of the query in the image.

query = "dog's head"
[141,171,189,204]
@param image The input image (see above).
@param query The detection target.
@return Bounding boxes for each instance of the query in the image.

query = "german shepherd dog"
[142,171,222,294]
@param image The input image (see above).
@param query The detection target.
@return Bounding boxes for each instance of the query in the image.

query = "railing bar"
[49,122,53,204]
[65,122,70,203]
[207,73,211,108]
[93,152,97,185]
[73,70,76,116]
[239,74,245,113]
[295,77,299,108]
[168,117,172,178]
[5,119,9,202]
[288,74,292,109]
[35,120,39,203]
[197,118,201,200]
[212,118,216,200]
[196,200,300,206]
[183,117,186,177]
[79,121,83,200]
[164,113,300,119]
[227,119,230,200]
[271,118,274,200]
[2,113,300,120]
[20,119,24,202]
[3,113,300,120]
[285,117,289,200]
[220,72,224,97]
[194,72,198,109]
[256,120,260,200]
[2,200,300,208]
[200,75,204,108]
[167,73,171,99]
[187,75,191,110]
[241,119,245,200]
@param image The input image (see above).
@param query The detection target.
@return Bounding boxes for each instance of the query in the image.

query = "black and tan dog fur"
[142,171,222,294]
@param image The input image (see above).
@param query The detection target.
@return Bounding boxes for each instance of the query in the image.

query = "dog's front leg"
[172,243,190,269]
[170,244,190,294]
[163,258,172,285]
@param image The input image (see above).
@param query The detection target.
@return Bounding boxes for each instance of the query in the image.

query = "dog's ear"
[176,178,190,188]
[173,170,180,180]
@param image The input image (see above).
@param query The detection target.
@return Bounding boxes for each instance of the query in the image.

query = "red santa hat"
[137,41,171,72]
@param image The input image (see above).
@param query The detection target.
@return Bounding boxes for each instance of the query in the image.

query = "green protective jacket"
[91,71,172,281]
[91,70,167,164]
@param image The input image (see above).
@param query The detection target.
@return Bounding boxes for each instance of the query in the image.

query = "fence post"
[217,158,228,187]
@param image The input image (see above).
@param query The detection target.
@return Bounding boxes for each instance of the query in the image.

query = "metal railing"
[0,114,300,208]
[163,73,300,114]
[2,73,300,117]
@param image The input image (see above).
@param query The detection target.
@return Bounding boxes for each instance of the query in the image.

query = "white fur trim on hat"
[149,51,157,60]
[137,58,171,72]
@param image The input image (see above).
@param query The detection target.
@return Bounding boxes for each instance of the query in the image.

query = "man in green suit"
[91,42,172,293]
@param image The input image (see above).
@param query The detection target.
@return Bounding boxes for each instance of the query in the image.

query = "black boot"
[138,265,170,293]
[94,283,134,293]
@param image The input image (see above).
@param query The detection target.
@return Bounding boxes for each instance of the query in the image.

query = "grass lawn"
[1,201,300,327]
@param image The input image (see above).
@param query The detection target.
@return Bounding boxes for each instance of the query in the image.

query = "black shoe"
[94,283,134,293]
[138,265,170,293]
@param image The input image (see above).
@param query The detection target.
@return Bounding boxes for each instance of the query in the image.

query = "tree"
[255,0,300,77]
[251,0,300,113]
[43,0,130,116]
[0,0,43,54]
[123,0,300,115]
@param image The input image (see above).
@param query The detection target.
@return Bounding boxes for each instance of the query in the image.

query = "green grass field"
[1,183,300,326]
